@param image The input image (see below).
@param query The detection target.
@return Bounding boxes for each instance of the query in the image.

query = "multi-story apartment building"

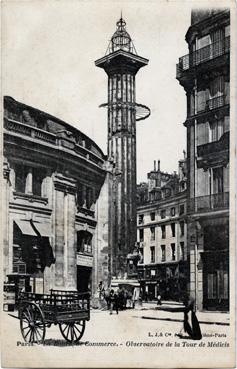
[136,159,188,301]
[176,9,230,311]
[3,96,107,296]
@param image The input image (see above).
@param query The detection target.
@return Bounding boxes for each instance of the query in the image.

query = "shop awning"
[33,222,52,237]
[14,220,37,236]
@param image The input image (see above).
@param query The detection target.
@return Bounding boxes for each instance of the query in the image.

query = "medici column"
[95,17,149,278]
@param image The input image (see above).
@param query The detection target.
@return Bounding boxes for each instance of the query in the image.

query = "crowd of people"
[98,282,135,315]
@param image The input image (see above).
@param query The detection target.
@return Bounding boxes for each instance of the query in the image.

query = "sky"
[2,0,193,182]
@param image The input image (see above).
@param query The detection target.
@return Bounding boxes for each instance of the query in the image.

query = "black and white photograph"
[1,1,236,367]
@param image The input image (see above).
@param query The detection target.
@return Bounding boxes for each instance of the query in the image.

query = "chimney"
[158,160,160,171]
[154,160,156,171]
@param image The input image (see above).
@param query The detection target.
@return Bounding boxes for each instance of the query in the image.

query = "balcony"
[194,95,227,116]
[4,118,104,169]
[189,192,229,213]
[77,206,95,218]
[12,191,48,205]
[177,37,230,77]
[197,131,229,158]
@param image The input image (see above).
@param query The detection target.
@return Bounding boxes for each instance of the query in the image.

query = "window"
[77,231,92,254]
[180,242,184,260]
[171,223,176,237]
[77,184,84,208]
[209,119,225,142]
[180,221,185,236]
[179,204,185,215]
[160,209,166,219]
[170,207,176,217]
[139,228,144,242]
[150,212,155,221]
[14,164,45,196]
[86,187,93,209]
[161,225,166,239]
[150,247,155,263]
[32,168,45,196]
[212,167,224,194]
[84,237,92,254]
[150,227,155,241]
[209,76,224,100]
[138,214,144,224]
[171,243,176,261]
[15,165,27,193]
[161,245,166,262]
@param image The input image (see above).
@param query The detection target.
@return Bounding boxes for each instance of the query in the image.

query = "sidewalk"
[139,301,230,326]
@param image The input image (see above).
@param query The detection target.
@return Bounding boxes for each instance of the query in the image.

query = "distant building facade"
[136,159,188,301]
[3,96,107,295]
[176,9,230,310]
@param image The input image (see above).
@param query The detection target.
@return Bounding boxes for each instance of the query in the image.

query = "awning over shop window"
[14,220,38,237]
[33,222,52,237]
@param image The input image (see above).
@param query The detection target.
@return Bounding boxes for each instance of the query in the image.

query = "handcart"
[16,289,90,344]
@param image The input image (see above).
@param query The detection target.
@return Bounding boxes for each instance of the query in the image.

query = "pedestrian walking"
[157,294,162,305]
[109,289,119,315]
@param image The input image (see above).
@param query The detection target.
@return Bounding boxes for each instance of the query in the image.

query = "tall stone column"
[52,173,77,290]
[95,17,149,278]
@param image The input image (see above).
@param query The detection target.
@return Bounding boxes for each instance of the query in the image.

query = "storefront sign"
[77,253,93,267]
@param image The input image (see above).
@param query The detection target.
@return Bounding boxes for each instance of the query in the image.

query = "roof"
[4,96,106,160]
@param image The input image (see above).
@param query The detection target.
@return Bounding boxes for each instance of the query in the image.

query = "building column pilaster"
[48,173,77,291]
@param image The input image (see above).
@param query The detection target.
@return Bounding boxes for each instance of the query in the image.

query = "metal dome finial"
[105,15,137,55]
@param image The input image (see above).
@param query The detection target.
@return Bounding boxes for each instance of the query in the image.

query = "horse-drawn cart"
[16,289,90,344]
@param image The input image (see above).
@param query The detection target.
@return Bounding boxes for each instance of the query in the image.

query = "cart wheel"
[20,302,46,344]
[59,321,85,343]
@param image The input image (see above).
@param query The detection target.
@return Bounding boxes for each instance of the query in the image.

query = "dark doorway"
[77,266,92,293]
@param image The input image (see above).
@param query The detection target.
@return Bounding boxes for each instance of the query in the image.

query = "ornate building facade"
[176,9,230,310]
[136,159,188,301]
[3,96,107,295]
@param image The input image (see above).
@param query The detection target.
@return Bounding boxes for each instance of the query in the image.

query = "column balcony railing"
[189,192,229,213]
[177,37,230,75]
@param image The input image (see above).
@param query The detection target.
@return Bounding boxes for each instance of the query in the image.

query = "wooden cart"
[17,289,90,344]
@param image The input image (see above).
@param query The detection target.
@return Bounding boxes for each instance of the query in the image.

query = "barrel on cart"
[18,289,90,344]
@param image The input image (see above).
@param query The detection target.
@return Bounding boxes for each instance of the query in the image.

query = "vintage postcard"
[0,0,236,367]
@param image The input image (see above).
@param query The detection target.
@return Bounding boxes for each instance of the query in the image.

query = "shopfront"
[12,219,55,293]
[202,223,229,311]
[138,262,188,301]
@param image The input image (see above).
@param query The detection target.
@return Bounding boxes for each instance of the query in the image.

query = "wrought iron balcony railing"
[193,95,227,116]
[197,131,229,157]
[189,192,229,213]
[177,37,230,75]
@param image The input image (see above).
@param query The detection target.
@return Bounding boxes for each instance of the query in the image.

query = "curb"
[140,315,230,326]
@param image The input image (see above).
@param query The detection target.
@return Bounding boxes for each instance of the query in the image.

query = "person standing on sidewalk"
[109,289,119,315]
[177,295,202,340]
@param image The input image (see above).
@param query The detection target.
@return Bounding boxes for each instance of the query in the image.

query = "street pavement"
[1,305,232,368]
[140,301,230,325]
[2,304,230,345]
